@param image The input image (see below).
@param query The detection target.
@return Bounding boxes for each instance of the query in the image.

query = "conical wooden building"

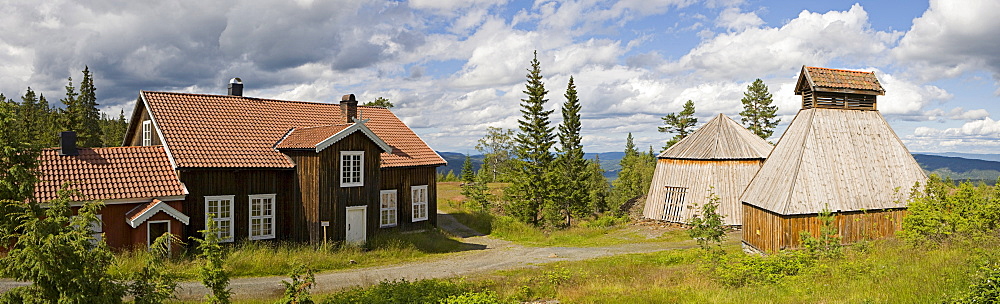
[643,113,772,226]
[740,66,927,253]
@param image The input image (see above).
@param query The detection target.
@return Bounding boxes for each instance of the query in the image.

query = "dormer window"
[340,151,364,187]
[142,120,152,146]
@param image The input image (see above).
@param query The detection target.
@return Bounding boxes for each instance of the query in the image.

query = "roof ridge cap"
[806,66,875,74]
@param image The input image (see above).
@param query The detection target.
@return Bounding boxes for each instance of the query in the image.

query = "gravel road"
[0,213,699,301]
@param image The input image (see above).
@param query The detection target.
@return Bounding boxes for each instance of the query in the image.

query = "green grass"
[470,238,991,303]
[110,229,471,280]
[297,237,994,304]
[438,181,686,247]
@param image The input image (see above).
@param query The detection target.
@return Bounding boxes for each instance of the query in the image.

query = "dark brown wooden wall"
[123,101,163,146]
[380,166,438,232]
[743,203,906,253]
[178,169,306,243]
[316,132,383,242]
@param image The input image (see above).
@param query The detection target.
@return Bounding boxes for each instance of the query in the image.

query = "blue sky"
[0,0,998,153]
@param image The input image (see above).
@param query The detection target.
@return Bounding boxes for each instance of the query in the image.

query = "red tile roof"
[141,91,446,168]
[34,146,186,202]
[802,66,885,94]
[274,124,353,149]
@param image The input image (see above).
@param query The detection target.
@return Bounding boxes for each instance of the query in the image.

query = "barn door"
[661,186,688,222]
[345,206,367,245]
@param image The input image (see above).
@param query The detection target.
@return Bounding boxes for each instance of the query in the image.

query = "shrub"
[688,190,726,250]
[322,279,474,304]
[900,175,1000,246]
[800,208,842,258]
[278,263,317,304]
[712,251,813,287]
[952,262,1000,303]
[439,291,504,304]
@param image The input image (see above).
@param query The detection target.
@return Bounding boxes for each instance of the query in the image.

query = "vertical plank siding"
[743,203,906,253]
[178,169,305,243]
[316,132,383,242]
[380,166,438,231]
[644,158,763,226]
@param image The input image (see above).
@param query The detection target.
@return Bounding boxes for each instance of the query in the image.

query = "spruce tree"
[0,97,39,202]
[506,51,556,226]
[553,76,590,226]
[460,154,475,184]
[59,67,103,147]
[658,100,697,150]
[739,79,780,140]
[610,133,656,214]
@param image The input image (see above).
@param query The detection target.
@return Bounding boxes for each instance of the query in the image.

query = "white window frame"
[379,190,398,228]
[204,195,234,243]
[411,185,428,222]
[142,120,152,146]
[248,194,276,240]
[90,214,103,245]
[147,220,171,248]
[340,151,364,187]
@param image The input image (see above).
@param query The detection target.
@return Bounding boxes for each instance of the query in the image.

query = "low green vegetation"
[109,229,471,281]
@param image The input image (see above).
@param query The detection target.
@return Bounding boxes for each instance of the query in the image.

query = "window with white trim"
[90,214,103,245]
[380,190,397,228]
[142,120,152,146]
[249,194,276,240]
[340,151,364,187]
[205,195,234,242]
[411,185,428,222]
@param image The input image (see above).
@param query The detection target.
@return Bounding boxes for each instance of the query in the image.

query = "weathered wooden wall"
[381,166,438,231]
[317,132,383,242]
[178,169,305,243]
[644,158,763,226]
[123,100,164,146]
[742,203,907,253]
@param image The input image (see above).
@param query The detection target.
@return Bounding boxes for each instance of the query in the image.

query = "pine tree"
[100,110,128,147]
[460,154,475,183]
[658,100,697,151]
[552,76,590,227]
[739,79,780,140]
[59,67,103,148]
[506,51,556,226]
[363,97,394,108]
[610,133,656,214]
[0,188,125,303]
[0,96,39,202]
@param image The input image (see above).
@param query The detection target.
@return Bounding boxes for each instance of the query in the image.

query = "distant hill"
[912,153,1000,184]
[437,151,1000,184]
[436,152,483,178]
[914,152,1000,163]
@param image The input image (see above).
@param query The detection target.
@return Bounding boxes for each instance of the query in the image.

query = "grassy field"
[109,228,472,280]
[438,182,686,247]
[291,237,994,304]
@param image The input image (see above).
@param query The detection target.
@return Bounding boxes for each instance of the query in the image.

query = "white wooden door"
[345,206,367,245]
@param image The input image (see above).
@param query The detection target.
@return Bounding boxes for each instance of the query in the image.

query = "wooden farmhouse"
[643,113,772,226]
[34,79,445,250]
[740,66,927,253]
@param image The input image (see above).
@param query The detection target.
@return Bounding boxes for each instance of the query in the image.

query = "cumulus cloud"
[893,0,1000,84]
[665,4,900,81]
[715,7,763,31]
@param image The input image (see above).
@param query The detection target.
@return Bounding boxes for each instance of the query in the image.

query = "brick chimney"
[228,78,243,96]
[340,94,358,122]
[59,131,78,156]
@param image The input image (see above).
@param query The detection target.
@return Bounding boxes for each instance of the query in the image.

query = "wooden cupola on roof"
[794,66,885,111]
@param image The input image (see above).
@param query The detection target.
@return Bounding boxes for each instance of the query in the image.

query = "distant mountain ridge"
[436,151,1000,184]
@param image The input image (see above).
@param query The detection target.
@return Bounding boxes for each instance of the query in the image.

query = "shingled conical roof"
[740,108,926,215]
[659,113,773,160]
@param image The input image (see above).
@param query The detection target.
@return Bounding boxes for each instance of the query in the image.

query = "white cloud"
[715,7,763,31]
[665,4,900,81]
[893,0,1000,82]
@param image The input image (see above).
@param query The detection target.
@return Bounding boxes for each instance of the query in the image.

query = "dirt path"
[1,213,700,300]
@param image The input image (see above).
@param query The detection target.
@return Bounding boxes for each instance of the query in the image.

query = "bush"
[322,279,475,304]
[952,262,1000,303]
[440,291,505,304]
[900,175,1000,246]
[711,251,813,287]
